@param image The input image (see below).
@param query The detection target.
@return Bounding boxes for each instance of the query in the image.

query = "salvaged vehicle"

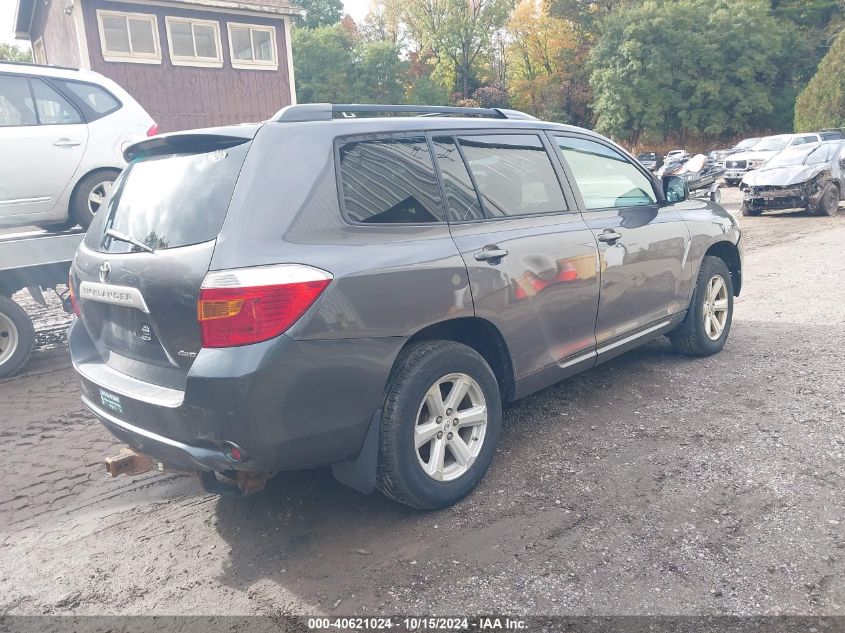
[0,62,156,229]
[709,137,760,168]
[636,152,660,171]
[68,104,743,509]
[740,140,845,217]
[724,133,822,186]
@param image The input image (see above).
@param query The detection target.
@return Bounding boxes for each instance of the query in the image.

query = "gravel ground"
[0,188,843,617]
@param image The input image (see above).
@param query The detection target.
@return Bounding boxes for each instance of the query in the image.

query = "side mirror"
[663,175,688,204]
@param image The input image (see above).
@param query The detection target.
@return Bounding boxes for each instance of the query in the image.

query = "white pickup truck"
[723,133,822,186]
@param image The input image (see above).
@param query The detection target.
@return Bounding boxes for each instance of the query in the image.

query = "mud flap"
[332,409,381,494]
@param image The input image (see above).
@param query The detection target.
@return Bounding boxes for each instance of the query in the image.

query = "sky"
[0,0,374,49]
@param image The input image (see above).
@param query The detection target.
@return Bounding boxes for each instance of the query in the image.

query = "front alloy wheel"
[703,274,729,341]
[669,255,734,357]
[415,373,488,482]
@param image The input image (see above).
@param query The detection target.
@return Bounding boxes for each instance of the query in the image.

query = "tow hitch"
[200,470,274,496]
[104,448,156,477]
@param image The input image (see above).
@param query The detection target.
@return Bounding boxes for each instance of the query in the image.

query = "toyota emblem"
[99,261,111,283]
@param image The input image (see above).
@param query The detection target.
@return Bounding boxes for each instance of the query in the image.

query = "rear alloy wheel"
[0,296,35,379]
[669,256,734,357]
[817,183,840,217]
[414,373,488,482]
[377,340,502,509]
[71,170,120,229]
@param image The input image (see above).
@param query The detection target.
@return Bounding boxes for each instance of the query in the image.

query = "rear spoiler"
[124,125,261,162]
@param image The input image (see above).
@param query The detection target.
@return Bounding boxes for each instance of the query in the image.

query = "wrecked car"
[740,140,845,217]
[724,133,822,187]
[709,137,760,168]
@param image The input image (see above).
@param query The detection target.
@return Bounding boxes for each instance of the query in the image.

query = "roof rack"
[0,60,79,72]
[272,103,536,123]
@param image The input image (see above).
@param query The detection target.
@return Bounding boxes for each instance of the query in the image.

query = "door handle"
[597,230,622,244]
[53,139,81,147]
[474,247,509,262]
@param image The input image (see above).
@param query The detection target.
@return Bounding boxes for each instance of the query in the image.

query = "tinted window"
[30,79,82,125]
[457,134,567,218]
[432,136,484,222]
[54,80,120,116]
[92,143,250,253]
[0,75,36,126]
[339,137,444,223]
[555,136,657,209]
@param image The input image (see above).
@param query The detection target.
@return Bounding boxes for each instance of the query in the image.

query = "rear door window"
[30,78,82,125]
[554,136,657,209]
[0,75,37,126]
[338,136,444,224]
[431,136,484,222]
[89,142,250,253]
[52,79,121,120]
[455,134,567,218]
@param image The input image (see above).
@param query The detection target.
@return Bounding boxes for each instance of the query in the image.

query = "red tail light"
[146,123,159,137]
[68,272,81,317]
[198,264,332,348]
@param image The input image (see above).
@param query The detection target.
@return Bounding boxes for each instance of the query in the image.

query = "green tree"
[293,0,344,28]
[0,43,32,62]
[292,25,355,102]
[391,0,513,97]
[795,28,845,130]
[353,40,408,103]
[589,0,805,145]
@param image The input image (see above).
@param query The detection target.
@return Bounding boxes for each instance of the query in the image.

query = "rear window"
[53,79,121,119]
[88,142,249,253]
[338,137,444,224]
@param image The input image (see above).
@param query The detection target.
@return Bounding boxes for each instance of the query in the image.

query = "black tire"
[70,170,120,229]
[741,202,761,217]
[377,340,502,509]
[0,295,36,379]
[816,183,839,217]
[669,256,734,357]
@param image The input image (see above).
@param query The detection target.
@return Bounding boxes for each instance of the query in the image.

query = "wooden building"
[14,0,304,131]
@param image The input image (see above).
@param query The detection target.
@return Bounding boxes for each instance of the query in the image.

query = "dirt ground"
[1,188,844,617]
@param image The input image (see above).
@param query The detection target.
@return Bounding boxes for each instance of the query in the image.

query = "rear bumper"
[70,319,404,472]
[83,395,235,471]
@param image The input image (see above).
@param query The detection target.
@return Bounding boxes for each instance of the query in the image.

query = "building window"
[227,23,277,70]
[96,10,161,64]
[165,17,223,67]
[33,38,46,64]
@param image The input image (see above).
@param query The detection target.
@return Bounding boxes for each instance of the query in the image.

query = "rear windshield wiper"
[105,228,155,254]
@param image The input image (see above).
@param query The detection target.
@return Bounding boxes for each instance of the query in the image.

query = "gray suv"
[68,104,743,509]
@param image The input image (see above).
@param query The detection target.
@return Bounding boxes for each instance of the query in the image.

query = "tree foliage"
[795,28,845,130]
[288,0,839,143]
[293,25,355,102]
[293,0,344,28]
[0,43,32,62]
[589,0,806,145]
[389,0,513,97]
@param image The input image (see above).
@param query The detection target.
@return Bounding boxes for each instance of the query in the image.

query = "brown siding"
[81,0,293,132]
[30,0,81,67]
